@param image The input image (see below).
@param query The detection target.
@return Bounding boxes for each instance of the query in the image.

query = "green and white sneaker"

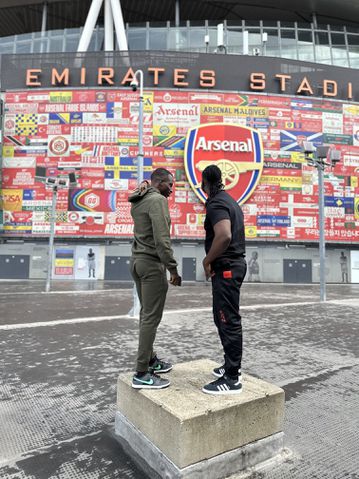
[132,372,170,389]
[149,357,173,374]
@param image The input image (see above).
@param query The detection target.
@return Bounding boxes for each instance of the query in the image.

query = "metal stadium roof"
[0,0,358,37]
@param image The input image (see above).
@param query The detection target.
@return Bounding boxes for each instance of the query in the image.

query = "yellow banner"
[245,226,257,238]
[351,176,358,188]
[1,189,23,211]
[55,258,74,267]
[2,146,14,157]
[153,125,177,137]
[117,138,138,145]
[143,93,154,112]
[290,152,306,163]
[200,105,268,117]
[50,91,73,103]
[355,197,359,220]
[260,176,302,188]
[3,225,30,231]
[164,149,184,158]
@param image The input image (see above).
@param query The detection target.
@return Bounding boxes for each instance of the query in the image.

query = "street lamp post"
[45,177,68,293]
[45,181,58,293]
[44,174,77,293]
[302,142,341,302]
[129,69,144,317]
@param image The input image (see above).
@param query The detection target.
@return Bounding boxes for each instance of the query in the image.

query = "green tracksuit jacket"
[128,185,178,273]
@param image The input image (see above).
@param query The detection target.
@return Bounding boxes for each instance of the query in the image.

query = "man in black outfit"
[201,165,247,395]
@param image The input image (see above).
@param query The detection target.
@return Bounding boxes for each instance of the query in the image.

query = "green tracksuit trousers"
[130,257,168,372]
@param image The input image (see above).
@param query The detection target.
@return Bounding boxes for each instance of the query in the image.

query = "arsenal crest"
[184,123,264,204]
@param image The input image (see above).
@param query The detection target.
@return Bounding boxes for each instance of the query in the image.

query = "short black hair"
[151,168,172,183]
[202,164,224,197]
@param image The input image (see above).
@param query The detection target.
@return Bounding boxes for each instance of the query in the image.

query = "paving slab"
[0,283,358,478]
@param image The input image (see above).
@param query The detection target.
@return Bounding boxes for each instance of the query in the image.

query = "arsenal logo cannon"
[185,123,264,204]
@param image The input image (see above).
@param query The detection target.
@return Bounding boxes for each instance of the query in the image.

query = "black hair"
[202,164,224,198]
[151,168,172,183]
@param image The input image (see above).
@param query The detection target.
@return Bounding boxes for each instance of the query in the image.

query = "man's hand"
[202,257,213,280]
[169,272,182,286]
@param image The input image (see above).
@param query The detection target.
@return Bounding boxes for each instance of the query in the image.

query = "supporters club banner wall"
[1,88,359,242]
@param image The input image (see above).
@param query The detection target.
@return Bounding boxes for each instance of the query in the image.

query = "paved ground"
[0,280,358,478]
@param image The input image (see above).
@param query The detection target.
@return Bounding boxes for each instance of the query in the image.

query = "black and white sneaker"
[213,364,242,379]
[149,357,173,374]
[132,372,170,389]
[203,375,242,395]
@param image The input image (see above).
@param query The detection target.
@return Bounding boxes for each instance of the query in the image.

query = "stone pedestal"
[115,359,285,479]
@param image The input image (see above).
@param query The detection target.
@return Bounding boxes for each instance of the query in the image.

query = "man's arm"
[149,197,181,285]
[203,219,231,279]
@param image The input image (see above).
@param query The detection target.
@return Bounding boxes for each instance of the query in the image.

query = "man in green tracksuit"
[129,168,182,390]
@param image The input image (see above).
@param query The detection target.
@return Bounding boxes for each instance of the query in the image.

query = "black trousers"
[211,258,247,378]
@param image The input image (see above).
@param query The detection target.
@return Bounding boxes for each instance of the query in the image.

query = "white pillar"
[110,0,128,51]
[40,1,48,53]
[175,0,180,27]
[105,0,114,52]
[104,0,114,51]
[41,1,48,33]
[77,0,104,52]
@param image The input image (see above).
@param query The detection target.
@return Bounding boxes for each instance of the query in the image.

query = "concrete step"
[115,359,285,479]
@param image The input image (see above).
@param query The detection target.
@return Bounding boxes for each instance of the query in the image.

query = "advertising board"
[1,89,359,242]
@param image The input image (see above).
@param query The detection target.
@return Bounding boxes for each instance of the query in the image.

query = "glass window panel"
[128,28,147,50]
[316,24,329,31]
[315,31,329,45]
[315,46,332,64]
[189,20,206,27]
[297,22,312,29]
[15,41,32,53]
[226,28,243,54]
[262,21,277,27]
[65,34,81,52]
[245,21,260,27]
[346,26,359,33]
[262,30,280,56]
[88,35,97,52]
[332,46,348,63]
[48,36,63,52]
[149,22,167,28]
[347,34,359,46]
[349,55,359,68]
[347,35,359,67]
[189,27,207,52]
[0,41,14,54]
[149,28,169,50]
[297,30,314,60]
[330,25,344,32]
[332,57,349,67]
[32,38,44,53]
[280,29,297,60]
[208,19,222,27]
[331,33,346,45]
[314,32,331,63]
[167,27,188,50]
[248,31,262,55]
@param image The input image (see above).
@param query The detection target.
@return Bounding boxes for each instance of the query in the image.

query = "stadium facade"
[0,0,358,283]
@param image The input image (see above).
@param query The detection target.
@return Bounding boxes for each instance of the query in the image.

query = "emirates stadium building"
[0,0,359,283]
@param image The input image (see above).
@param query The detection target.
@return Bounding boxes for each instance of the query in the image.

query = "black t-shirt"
[204,190,245,269]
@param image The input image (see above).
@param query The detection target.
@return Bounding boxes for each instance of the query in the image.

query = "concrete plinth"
[115,359,285,479]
